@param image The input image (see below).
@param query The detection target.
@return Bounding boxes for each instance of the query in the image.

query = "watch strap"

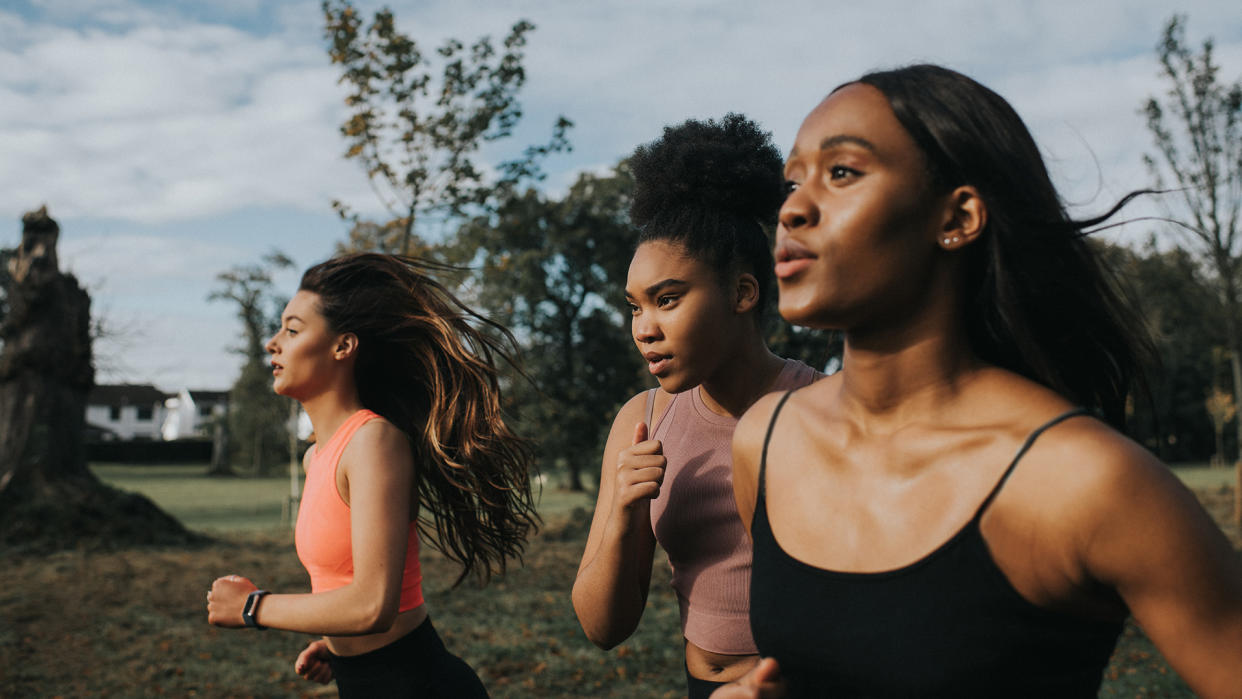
[242,589,269,630]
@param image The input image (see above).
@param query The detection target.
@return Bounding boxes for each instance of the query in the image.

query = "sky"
[2,0,1240,392]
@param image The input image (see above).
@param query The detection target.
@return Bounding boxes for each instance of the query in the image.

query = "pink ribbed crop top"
[295,409,424,611]
[648,359,819,654]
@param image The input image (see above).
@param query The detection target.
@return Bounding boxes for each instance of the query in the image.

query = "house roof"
[88,383,170,406]
[188,389,229,402]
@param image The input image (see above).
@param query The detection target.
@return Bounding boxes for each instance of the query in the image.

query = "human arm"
[1070,432,1242,697]
[208,419,414,635]
[571,392,664,648]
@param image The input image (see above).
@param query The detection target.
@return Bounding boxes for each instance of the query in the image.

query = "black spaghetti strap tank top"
[749,393,1123,697]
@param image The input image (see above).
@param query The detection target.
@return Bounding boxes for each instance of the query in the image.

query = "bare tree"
[1143,14,1242,523]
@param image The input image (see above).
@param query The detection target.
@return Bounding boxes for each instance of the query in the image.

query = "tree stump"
[0,207,203,552]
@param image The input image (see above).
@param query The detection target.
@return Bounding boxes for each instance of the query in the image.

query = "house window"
[109,406,121,421]
[136,405,153,421]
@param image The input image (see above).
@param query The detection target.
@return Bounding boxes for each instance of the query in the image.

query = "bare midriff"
[324,604,429,657]
[686,640,759,683]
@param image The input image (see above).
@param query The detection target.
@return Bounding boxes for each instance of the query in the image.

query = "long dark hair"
[848,64,1155,427]
[299,253,538,584]
[628,113,786,317]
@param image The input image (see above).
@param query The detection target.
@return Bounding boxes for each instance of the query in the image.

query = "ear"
[734,272,761,314]
[936,185,986,251]
[333,333,359,361]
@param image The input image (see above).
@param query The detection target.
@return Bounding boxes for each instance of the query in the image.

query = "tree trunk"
[0,207,200,550]
[206,411,233,476]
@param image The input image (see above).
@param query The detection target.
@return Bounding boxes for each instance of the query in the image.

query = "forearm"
[253,583,398,637]
[572,509,654,648]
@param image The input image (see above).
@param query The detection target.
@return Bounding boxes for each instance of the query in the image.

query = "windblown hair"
[847,64,1155,427]
[299,253,538,584]
[629,113,786,316]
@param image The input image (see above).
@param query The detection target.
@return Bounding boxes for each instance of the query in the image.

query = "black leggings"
[326,618,488,699]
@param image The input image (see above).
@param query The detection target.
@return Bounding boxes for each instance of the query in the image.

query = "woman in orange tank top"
[206,254,538,698]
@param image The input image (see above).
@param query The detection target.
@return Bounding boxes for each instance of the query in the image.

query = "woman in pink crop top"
[206,254,538,698]
[571,115,820,698]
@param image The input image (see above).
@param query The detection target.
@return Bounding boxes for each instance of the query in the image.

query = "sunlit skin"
[721,84,1242,697]
[573,239,787,683]
[206,290,429,685]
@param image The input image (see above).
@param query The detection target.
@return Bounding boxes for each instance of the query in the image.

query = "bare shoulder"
[1022,415,1178,500]
[609,390,652,433]
[735,390,790,451]
[1008,413,1201,546]
[340,416,413,475]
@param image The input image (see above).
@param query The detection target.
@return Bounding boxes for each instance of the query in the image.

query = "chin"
[779,298,838,330]
[655,373,698,395]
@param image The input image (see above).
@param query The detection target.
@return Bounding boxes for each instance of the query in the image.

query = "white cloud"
[4,0,1240,389]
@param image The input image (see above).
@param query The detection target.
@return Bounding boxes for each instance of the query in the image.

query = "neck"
[299,381,365,446]
[837,307,979,429]
[698,326,787,418]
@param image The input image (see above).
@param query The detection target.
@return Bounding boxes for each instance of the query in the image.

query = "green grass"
[92,463,304,531]
[91,463,596,533]
[1169,462,1238,490]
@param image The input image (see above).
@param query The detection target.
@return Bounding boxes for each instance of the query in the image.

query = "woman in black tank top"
[718,65,1242,698]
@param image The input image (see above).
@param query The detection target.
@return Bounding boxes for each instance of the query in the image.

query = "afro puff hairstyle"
[628,113,785,318]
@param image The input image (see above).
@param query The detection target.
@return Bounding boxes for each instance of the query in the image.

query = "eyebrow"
[282,314,304,324]
[789,134,879,160]
[624,278,689,299]
[820,134,878,152]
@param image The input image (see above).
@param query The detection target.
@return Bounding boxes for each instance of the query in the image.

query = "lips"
[271,361,283,376]
[774,237,817,279]
[643,351,671,376]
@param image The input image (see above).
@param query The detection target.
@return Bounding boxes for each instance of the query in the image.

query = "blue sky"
[2,0,1240,391]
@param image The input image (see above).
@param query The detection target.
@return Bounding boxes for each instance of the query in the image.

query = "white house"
[161,388,229,440]
[86,384,170,441]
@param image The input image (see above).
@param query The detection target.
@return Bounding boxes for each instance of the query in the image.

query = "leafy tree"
[323,0,571,254]
[1142,14,1242,521]
[208,252,294,475]
[1100,238,1225,462]
[449,165,643,490]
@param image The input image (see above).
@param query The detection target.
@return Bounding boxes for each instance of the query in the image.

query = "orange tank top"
[294,409,424,611]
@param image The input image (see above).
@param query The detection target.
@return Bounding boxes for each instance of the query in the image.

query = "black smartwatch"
[242,590,269,630]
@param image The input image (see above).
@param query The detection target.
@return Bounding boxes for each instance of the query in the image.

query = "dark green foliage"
[449,164,644,490]
[323,0,571,254]
[1101,238,1227,461]
[207,252,295,475]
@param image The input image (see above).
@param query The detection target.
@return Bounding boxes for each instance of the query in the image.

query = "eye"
[656,294,678,308]
[626,302,639,316]
[829,165,860,181]
[784,180,800,195]
[286,327,298,336]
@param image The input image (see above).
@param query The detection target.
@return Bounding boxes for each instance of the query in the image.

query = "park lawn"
[0,463,1233,697]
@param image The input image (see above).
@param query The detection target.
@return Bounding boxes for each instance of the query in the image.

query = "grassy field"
[0,463,1236,697]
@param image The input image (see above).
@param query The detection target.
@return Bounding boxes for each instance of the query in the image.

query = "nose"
[632,311,661,344]
[779,184,819,232]
[264,332,279,355]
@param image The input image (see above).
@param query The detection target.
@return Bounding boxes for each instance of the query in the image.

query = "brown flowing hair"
[299,253,538,584]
